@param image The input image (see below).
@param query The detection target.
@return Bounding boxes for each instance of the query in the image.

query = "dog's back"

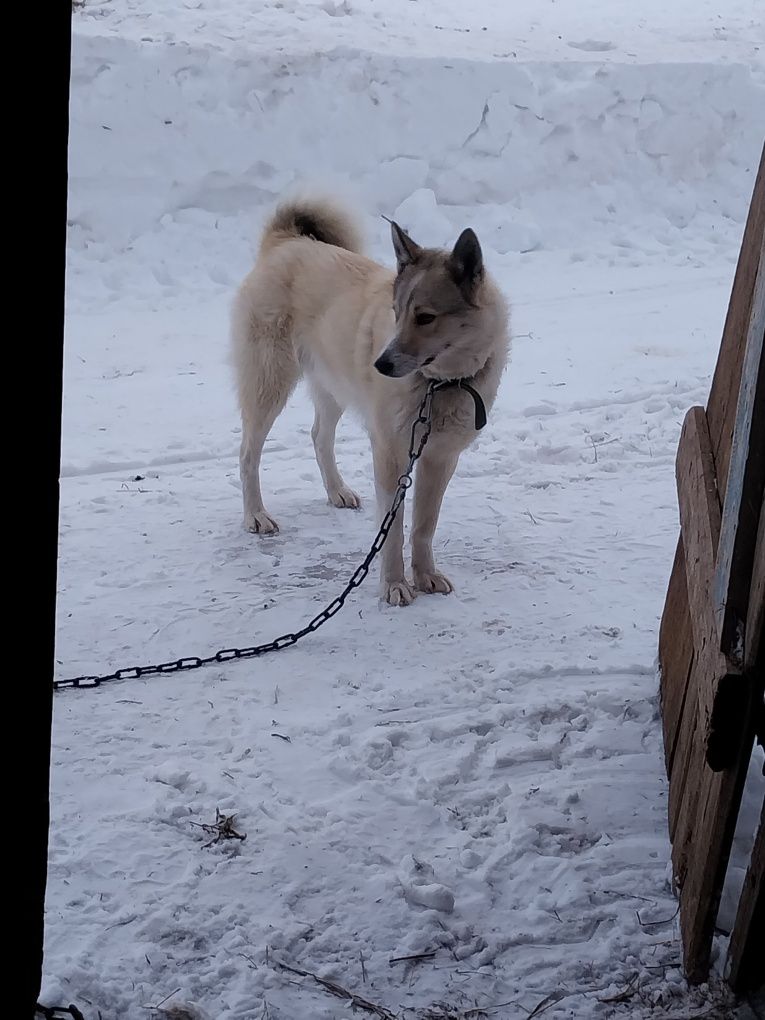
[232,197,390,424]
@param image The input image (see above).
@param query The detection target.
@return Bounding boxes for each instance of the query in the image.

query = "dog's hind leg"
[309,382,361,510]
[239,408,287,535]
[234,312,299,535]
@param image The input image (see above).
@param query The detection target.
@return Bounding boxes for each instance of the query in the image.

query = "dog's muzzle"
[374,352,396,377]
[374,348,417,378]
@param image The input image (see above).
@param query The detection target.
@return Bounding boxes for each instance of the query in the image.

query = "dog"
[231,196,510,605]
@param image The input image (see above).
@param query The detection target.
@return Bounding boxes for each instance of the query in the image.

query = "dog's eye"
[415,313,436,326]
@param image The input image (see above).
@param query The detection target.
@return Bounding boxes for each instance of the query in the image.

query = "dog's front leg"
[372,438,415,606]
[411,448,459,595]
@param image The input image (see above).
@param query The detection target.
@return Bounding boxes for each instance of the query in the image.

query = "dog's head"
[374,221,496,380]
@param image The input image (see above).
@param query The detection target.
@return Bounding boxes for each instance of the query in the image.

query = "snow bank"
[68,39,765,279]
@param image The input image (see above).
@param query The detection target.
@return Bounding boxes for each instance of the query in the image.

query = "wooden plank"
[660,144,765,723]
[727,791,765,992]
[675,684,759,984]
[669,669,700,842]
[714,246,765,665]
[676,406,742,771]
[706,142,765,496]
[659,148,764,776]
[745,491,765,672]
[676,407,723,639]
[659,144,765,987]
[659,538,696,774]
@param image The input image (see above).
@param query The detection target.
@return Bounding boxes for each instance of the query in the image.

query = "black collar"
[429,378,487,430]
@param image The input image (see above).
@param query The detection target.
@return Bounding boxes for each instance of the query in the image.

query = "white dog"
[231,197,510,605]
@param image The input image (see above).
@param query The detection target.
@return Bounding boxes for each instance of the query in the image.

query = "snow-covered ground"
[47,1,764,1017]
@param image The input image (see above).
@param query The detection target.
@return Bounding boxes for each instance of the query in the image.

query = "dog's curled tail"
[259,196,364,256]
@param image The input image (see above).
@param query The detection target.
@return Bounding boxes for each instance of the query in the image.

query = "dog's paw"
[383,580,416,607]
[244,510,280,535]
[328,485,361,510]
[413,569,454,595]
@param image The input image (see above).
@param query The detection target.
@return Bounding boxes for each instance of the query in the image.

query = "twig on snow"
[587,434,619,464]
[141,987,182,1011]
[526,991,566,1018]
[420,1006,490,1019]
[603,889,654,903]
[636,902,680,929]
[475,1001,517,1016]
[190,808,247,847]
[273,956,396,1019]
[598,972,640,1004]
[389,950,437,966]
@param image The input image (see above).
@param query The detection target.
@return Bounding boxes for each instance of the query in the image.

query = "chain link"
[54,379,484,692]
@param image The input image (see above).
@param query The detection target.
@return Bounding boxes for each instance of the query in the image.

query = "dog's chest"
[432,392,478,434]
[394,386,479,441]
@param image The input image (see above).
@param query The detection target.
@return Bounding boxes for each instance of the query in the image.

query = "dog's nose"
[374,353,395,376]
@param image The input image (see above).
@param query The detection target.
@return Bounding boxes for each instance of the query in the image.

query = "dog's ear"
[448,228,483,299]
[390,221,422,273]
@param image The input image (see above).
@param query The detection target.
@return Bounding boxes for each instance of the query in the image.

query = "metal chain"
[54,380,465,692]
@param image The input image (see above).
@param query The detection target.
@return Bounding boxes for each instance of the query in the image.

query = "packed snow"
[48,1,764,1017]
